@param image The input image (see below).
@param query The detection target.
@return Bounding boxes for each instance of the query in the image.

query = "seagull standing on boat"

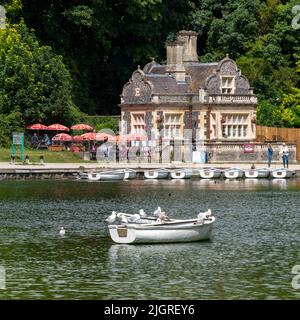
[197,212,206,220]
[205,209,212,218]
[59,227,65,236]
[128,213,140,223]
[153,206,162,216]
[105,211,117,224]
[139,209,147,218]
[157,212,169,222]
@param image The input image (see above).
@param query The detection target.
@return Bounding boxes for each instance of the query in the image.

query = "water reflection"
[271,179,288,189]
[0,179,299,299]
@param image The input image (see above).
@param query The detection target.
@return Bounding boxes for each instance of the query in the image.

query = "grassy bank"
[0,147,92,163]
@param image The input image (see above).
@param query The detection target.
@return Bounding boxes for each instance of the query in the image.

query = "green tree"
[0,19,81,145]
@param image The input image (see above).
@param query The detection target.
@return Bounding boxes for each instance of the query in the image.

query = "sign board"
[12,132,25,161]
[13,132,24,145]
[244,144,254,153]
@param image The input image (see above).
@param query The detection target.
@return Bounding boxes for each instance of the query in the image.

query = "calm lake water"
[0,178,299,300]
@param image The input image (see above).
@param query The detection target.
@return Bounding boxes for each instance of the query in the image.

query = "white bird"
[197,212,206,220]
[117,212,124,218]
[153,206,162,216]
[157,212,169,221]
[121,216,128,224]
[59,227,65,236]
[128,213,140,222]
[205,209,212,218]
[139,209,147,217]
[105,211,117,224]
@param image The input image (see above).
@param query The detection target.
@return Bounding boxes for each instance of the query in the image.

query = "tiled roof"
[145,74,191,94]
[144,62,218,94]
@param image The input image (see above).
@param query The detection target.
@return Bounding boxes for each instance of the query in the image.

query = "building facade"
[120,30,257,144]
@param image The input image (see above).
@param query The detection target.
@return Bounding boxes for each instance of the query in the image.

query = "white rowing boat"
[144,168,169,179]
[198,168,221,179]
[170,169,192,179]
[87,170,126,181]
[106,208,215,244]
[270,168,294,179]
[244,168,270,178]
[223,167,244,179]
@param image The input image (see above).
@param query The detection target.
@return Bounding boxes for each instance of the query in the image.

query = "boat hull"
[170,169,192,179]
[244,168,270,178]
[124,169,137,179]
[88,171,125,181]
[223,168,244,179]
[144,169,169,179]
[199,168,221,179]
[108,218,214,244]
[271,169,293,179]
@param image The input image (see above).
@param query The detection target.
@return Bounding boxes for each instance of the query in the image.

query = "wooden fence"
[256,125,300,161]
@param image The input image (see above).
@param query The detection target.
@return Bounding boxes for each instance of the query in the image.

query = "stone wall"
[205,143,297,163]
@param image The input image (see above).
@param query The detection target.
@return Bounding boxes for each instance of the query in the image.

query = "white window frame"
[132,113,146,134]
[221,76,235,94]
[163,113,182,138]
[221,113,249,139]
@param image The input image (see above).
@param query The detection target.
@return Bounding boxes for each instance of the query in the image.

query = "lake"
[0,178,299,299]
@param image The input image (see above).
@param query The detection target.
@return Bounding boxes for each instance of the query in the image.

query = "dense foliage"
[0,1,82,144]
[1,0,300,130]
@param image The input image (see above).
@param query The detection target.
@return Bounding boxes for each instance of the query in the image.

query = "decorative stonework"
[122,68,152,104]
[219,60,237,75]
[206,56,251,96]
[145,111,153,138]
[157,111,164,131]
[235,75,250,94]
[192,111,199,138]
[206,74,219,94]
[123,111,131,134]
[184,111,199,135]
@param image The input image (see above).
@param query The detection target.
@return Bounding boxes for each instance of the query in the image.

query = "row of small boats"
[79,167,294,181]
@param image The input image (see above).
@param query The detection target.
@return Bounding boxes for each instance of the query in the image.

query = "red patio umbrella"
[80,132,97,141]
[71,124,94,131]
[72,135,84,141]
[27,123,48,130]
[96,132,114,141]
[52,133,73,141]
[80,132,114,141]
[47,124,69,131]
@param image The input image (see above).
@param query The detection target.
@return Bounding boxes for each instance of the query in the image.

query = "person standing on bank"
[280,143,289,168]
[267,143,273,168]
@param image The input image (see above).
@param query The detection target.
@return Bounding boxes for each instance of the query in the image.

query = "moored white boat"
[144,168,169,179]
[223,167,244,179]
[106,208,215,244]
[199,168,221,179]
[124,169,137,179]
[87,170,126,181]
[244,168,270,179]
[170,169,192,179]
[270,168,294,179]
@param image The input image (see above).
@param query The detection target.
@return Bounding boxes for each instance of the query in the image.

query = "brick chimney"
[165,40,186,82]
[177,30,199,63]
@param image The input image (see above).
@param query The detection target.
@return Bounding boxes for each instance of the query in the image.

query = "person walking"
[280,143,289,168]
[267,143,273,168]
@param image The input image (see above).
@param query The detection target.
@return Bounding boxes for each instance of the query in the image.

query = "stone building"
[120,30,257,144]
